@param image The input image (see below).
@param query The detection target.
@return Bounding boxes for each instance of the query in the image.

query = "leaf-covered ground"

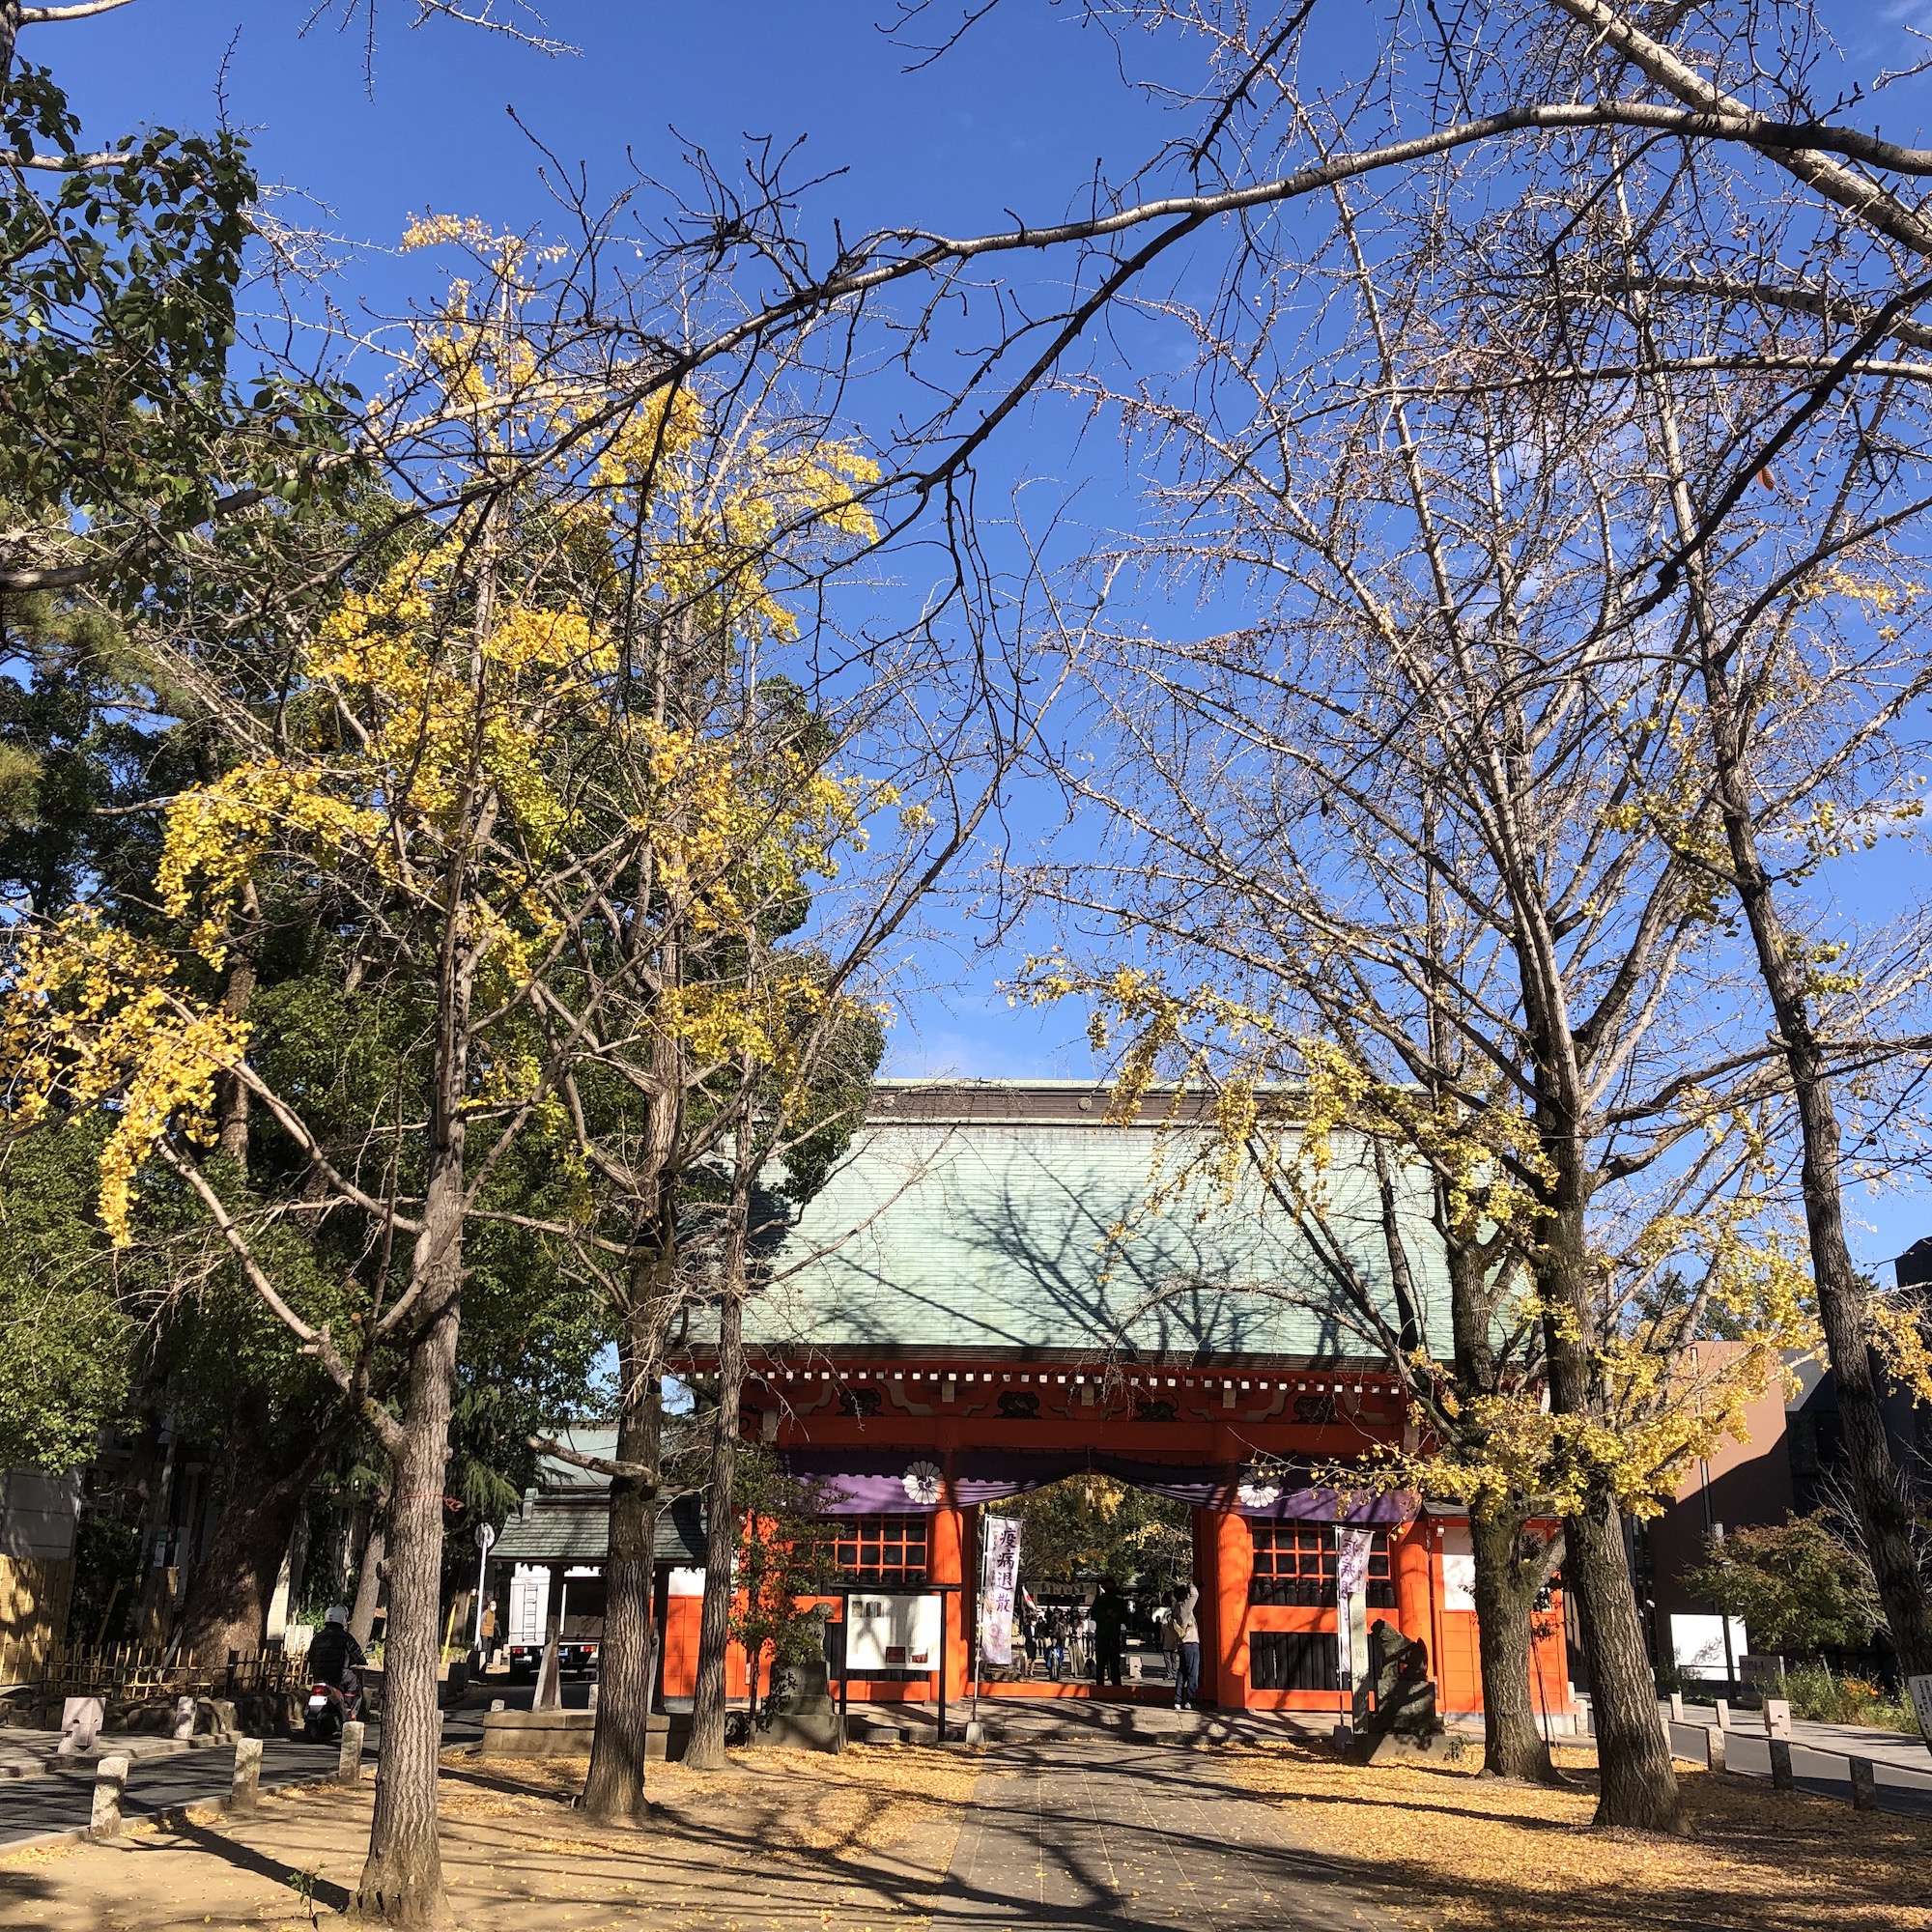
[1231,1741,1932,1931]
[0,1744,978,1932]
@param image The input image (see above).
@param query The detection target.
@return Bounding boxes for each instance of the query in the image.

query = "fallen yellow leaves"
[1231,1741,1932,1931]
[458,1744,980,1861]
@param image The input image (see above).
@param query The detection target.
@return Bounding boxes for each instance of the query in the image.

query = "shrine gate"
[685,1078,1572,1724]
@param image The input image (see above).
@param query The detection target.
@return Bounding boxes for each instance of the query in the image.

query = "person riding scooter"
[304,1605,366,1742]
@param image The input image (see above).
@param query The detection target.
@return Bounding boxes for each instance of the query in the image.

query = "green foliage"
[1784,1662,1916,1730]
[985,1476,1191,1590]
[0,1120,129,1471]
[1686,1514,1881,1656]
[0,594,176,919]
[728,1446,838,1708]
[68,1507,142,1649]
[0,65,355,604]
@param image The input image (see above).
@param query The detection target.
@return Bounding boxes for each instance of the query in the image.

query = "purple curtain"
[777,1446,1414,1523]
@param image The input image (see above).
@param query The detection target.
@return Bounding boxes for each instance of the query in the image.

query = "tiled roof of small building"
[738,1080,1450,1364]
[494,1445,708,1567]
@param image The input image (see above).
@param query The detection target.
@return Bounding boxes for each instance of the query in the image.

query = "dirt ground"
[9,1733,1928,1932]
[1232,1740,1932,1931]
[0,1745,979,1932]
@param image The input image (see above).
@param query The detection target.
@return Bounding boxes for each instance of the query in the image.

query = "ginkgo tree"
[0,209,903,1924]
[1016,185,1862,1828]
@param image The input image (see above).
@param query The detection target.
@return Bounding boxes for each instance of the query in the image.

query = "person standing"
[1170,1582,1201,1711]
[1094,1578,1127,1688]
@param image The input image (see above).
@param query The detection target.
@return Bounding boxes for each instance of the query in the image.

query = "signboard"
[1439,1525,1477,1613]
[1336,1526,1374,1601]
[474,1521,497,1552]
[1910,1675,1932,1752]
[847,1592,943,1672]
[980,1516,1024,1666]
[1669,1613,1747,1682]
[1345,1530,1376,1700]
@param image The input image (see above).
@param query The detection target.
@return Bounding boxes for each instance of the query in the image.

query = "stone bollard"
[1669,1692,1686,1721]
[231,1736,264,1814]
[58,1695,104,1757]
[90,1754,129,1836]
[172,1694,197,1742]
[1769,1738,1795,1792]
[337,1720,365,1784]
[490,1698,505,1714]
[1764,1698,1793,1741]
[1705,1726,1726,1775]
[1714,1698,1732,1731]
[588,1682,599,1712]
[1851,1756,1878,1811]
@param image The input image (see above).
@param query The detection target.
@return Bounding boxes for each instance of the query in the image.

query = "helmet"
[325,1605,350,1627]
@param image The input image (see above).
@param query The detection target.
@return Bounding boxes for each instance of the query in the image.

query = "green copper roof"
[743,1081,1449,1365]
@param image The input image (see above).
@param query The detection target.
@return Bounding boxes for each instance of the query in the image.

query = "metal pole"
[839,1588,851,1738]
[473,1545,489,1650]
[969,1536,985,1728]
[937,1589,948,1745]
[1690,1348,1736,1695]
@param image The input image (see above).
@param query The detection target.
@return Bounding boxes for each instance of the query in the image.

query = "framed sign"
[847,1592,944,1672]
[1910,1674,1932,1750]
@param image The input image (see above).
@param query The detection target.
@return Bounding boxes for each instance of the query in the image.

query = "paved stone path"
[1661,1702,1932,1818]
[933,1717,1389,1931]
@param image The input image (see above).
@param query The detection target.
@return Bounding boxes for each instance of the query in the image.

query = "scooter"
[302,1679,363,1744]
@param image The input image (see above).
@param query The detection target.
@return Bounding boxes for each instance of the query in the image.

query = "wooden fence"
[2,1642,308,1707]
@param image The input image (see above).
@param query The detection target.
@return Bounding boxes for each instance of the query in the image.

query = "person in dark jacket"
[308,1604,366,1707]
[1093,1579,1128,1687]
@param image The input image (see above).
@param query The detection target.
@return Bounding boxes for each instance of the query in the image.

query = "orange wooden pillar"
[931,1497,971,1703]
[1393,1517,1432,1655]
[1210,1509,1252,1710]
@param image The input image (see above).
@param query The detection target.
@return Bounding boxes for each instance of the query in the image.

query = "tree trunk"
[174,1415,326,1663]
[1630,290,1932,1679]
[352,1281,461,1927]
[350,1496,389,1648]
[353,890,475,1924]
[1467,1506,1557,1783]
[1700,673,1932,1676]
[1538,1198,1683,1833]
[684,1284,743,1772]
[1563,1498,1681,1833]
[214,883,260,1166]
[582,1300,664,1823]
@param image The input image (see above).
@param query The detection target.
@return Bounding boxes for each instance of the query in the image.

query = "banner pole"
[970,1537,984,1729]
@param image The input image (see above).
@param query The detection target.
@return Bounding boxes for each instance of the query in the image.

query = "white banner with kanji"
[980,1516,1024,1666]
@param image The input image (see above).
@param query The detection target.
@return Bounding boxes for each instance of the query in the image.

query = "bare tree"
[1018,174,1897,1819]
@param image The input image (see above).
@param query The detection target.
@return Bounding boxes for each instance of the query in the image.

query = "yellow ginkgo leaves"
[0,914,249,1242]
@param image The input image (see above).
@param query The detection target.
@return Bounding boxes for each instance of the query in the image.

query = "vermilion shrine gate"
[676,1079,1573,1725]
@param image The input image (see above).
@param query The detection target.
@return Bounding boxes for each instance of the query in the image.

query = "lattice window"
[829,1514,929,1583]
[1249,1526,1397,1607]
[1249,1629,1338,1691]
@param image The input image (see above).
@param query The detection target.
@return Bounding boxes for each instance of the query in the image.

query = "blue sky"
[59,0,1148,1076]
[49,0,1932,1265]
